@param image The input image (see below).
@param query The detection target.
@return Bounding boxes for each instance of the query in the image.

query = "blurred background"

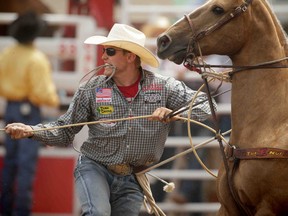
[0,0,287,215]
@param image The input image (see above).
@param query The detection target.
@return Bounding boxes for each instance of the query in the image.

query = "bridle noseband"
[183,0,288,76]
[184,0,253,70]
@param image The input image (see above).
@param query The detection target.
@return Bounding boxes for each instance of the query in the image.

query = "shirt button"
[128,127,132,130]
[126,145,130,148]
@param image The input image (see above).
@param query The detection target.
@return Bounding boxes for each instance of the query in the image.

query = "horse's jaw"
[168,52,187,65]
[157,47,187,65]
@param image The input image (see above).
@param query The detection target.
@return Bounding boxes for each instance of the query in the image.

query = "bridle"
[187,0,253,41]
[183,0,288,75]
[184,0,253,68]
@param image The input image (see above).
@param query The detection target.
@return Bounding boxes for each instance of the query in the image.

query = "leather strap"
[228,147,288,160]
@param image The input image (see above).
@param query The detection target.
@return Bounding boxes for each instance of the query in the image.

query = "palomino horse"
[157,0,288,215]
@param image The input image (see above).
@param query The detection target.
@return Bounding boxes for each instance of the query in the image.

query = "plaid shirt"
[32,69,215,166]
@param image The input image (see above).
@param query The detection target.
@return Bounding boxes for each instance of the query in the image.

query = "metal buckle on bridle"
[241,5,248,12]
[226,144,237,161]
[239,3,248,12]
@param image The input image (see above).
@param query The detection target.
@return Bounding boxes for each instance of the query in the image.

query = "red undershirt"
[117,74,141,102]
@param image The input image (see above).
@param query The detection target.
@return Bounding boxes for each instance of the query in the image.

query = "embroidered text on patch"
[97,106,114,114]
[142,84,163,91]
[144,92,161,104]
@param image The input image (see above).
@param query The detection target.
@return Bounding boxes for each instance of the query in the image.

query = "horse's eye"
[212,6,224,15]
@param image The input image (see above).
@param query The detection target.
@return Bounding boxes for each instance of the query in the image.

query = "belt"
[106,164,148,176]
[107,164,133,176]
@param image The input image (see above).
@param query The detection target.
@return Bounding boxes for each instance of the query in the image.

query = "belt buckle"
[107,164,132,176]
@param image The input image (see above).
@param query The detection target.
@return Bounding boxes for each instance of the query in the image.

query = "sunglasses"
[102,47,123,56]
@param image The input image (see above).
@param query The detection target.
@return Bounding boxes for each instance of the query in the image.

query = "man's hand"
[5,123,34,139]
[149,107,180,123]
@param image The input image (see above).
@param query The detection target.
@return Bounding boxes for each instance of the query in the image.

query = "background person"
[4,23,215,216]
[0,11,59,216]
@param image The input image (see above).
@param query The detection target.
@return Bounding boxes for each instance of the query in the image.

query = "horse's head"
[157,0,253,65]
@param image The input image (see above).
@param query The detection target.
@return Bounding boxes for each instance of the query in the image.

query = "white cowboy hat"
[84,23,159,68]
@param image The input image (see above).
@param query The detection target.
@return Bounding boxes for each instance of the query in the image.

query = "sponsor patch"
[144,92,161,104]
[96,88,112,103]
[97,106,114,115]
[142,84,163,91]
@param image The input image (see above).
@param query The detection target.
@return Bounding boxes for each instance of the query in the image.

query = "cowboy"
[0,11,59,215]
[4,23,215,216]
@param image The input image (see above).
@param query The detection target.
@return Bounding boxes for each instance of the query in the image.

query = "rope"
[135,128,231,216]
[136,128,231,175]
[0,108,230,179]
[0,98,232,215]
[0,63,235,215]
[136,173,166,216]
[186,82,219,177]
[9,115,154,133]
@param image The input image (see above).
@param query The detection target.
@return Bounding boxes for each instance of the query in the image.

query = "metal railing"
[118,0,288,24]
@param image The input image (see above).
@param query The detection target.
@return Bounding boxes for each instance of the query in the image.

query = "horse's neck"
[229,1,288,149]
[230,61,288,149]
[262,0,288,50]
[232,0,287,63]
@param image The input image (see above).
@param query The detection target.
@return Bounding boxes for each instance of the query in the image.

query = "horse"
[156,0,288,215]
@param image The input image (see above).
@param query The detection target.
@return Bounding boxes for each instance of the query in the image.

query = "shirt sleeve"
[165,77,217,122]
[31,88,91,146]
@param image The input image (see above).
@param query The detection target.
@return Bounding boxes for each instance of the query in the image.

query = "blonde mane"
[262,0,288,50]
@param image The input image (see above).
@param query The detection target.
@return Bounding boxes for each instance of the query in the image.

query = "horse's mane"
[261,0,288,53]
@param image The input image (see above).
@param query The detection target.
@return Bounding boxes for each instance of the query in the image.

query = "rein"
[191,56,288,77]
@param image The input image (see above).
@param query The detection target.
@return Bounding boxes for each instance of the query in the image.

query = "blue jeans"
[74,155,144,216]
[0,101,41,216]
